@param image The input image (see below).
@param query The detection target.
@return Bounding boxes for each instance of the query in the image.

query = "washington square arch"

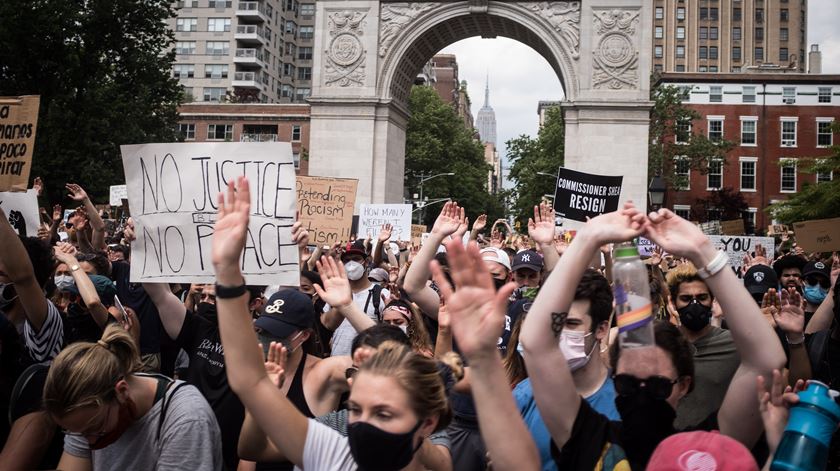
[307,1,654,212]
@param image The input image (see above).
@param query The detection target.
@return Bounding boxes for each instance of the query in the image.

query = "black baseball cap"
[342,239,368,259]
[511,250,544,272]
[802,260,831,280]
[744,265,779,295]
[255,289,314,339]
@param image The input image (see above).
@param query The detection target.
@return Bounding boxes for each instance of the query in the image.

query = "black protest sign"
[552,168,623,222]
[0,96,39,192]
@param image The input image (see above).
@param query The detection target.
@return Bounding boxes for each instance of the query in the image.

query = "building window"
[203,87,226,102]
[295,88,311,101]
[676,64,686,72]
[283,63,295,77]
[298,47,313,60]
[710,27,718,40]
[173,64,194,79]
[699,27,708,40]
[297,67,311,80]
[175,41,196,55]
[208,124,233,141]
[818,87,832,103]
[780,28,789,41]
[780,9,789,21]
[207,18,231,32]
[677,27,685,39]
[655,26,663,39]
[204,64,228,79]
[678,86,692,101]
[178,123,195,141]
[755,47,764,61]
[677,7,685,20]
[710,8,718,20]
[780,159,797,192]
[817,119,834,147]
[779,48,789,62]
[740,158,757,191]
[708,117,724,141]
[707,159,723,190]
[676,118,692,144]
[676,46,685,58]
[733,7,742,21]
[299,26,314,40]
[709,86,722,103]
[285,42,297,56]
[654,64,663,73]
[700,47,708,59]
[208,0,231,7]
[782,87,796,104]
[291,125,302,141]
[817,171,834,183]
[280,84,293,98]
[755,27,764,40]
[654,46,663,58]
[285,20,297,35]
[743,208,757,231]
[206,41,229,56]
[674,157,690,190]
[176,18,197,32]
[733,47,742,61]
[674,205,692,219]
[709,66,718,72]
[733,27,741,40]
[709,47,718,59]
[755,8,764,23]
[300,3,315,17]
[699,66,708,73]
[655,7,664,19]
[781,119,797,147]
[741,118,757,145]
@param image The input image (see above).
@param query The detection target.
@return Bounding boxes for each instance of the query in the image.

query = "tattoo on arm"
[551,312,568,337]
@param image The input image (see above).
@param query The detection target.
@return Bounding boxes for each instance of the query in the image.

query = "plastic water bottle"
[612,242,657,377]
[770,381,840,471]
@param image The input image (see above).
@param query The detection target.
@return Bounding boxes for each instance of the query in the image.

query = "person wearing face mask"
[520,204,785,470]
[44,324,222,470]
[801,260,831,322]
[321,240,390,357]
[381,300,434,357]
[665,263,740,430]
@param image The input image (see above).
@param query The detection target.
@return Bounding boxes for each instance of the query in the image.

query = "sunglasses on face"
[677,293,711,304]
[805,276,830,290]
[613,374,679,401]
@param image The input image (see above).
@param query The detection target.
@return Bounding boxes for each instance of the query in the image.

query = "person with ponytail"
[213,177,461,470]
[43,324,222,470]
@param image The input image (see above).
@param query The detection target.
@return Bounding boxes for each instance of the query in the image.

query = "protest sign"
[767,224,791,236]
[637,236,659,257]
[296,176,357,246]
[793,217,840,253]
[0,189,39,236]
[552,168,623,223]
[121,142,298,285]
[0,96,39,192]
[358,204,412,241]
[109,185,128,206]
[699,221,722,235]
[411,224,426,245]
[707,235,775,272]
[720,219,746,236]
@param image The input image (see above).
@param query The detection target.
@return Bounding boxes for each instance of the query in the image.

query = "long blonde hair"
[43,324,140,418]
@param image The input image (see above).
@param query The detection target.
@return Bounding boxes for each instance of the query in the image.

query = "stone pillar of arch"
[308,0,653,213]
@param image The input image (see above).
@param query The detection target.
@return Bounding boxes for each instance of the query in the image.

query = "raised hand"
[490,229,504,249]
[313,256,353,308]
[124,218,136,243]
[775,287,805,335]
[452,213,470,241]
[51,204,63,222]
[378,223,393,243]
[430,239,516,359]
[761,288,780,328]
[757,370,801,454]
[528,202,556,246]
[33,177,44,197]
[54,241,78,264]
[431,201,462,237]
[264,341,288,389]
[291,221,309,248]
[580,201,645,246]
[211,177,250,273]
[644,207,711,263]
[65,183,89,202]
[472,214,487,234]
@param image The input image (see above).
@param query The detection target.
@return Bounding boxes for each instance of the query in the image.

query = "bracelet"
[697,251,728,280]
[786,334,805,345]
[215,281,247,299]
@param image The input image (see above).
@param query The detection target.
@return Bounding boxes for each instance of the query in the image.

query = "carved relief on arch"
[378,3,441,58]
[520,2,581,59]
[591,8,641,90]
[324,10,368,87]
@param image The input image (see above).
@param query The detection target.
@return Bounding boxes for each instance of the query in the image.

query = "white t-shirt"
[323,285,389,356]
[297,419,356,471]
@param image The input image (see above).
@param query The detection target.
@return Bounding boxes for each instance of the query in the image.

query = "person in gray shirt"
[42,324,223,471]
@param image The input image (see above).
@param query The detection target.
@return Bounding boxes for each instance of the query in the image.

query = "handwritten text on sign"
[553,167,623,223]
[121,142,299,285]
[359,204,412,241]
[0,96,39,192]
[707,235,775,272]
[296,176,357,245]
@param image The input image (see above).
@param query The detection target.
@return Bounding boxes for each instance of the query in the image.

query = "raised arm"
[528,202,559,272]
[372,224,391,267]
[0,207,49,331]
[645,208,786,447]
[66,184,106,251]
[141,282,187,341]
[521,204,645,447]
[48,204,62,242]
[771,288,811,386]
[54,242,109,328]
[431,239,539,471]
[470,214,487,242]
[403,202,462,319]
[212,177,308,466]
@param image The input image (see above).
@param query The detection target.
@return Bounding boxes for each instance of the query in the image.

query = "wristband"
[786,334,805,345]
[697,251,728,280]
[215,282,247,299]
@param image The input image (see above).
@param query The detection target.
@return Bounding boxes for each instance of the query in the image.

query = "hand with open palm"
[313,256,353,308]
[528,202,556,246]
[211,177,251,283]
[264,341,288,389]
[774,287,805,336]
[431,201,462,237]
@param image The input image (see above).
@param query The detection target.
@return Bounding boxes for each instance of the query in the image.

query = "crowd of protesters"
[0,175,838,470]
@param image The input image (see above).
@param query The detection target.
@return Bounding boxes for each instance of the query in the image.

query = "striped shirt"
[23,300,64,363]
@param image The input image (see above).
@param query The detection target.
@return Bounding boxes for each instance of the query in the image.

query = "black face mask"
[616,391,676,469]
[196,302,218,323]
[677,300,712,332]
[493,277,507,292]
[348,420,422,471]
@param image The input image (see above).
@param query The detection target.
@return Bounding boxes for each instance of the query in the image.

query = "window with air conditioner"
[709,86,722,103]
[782,87,796,104]
[780,119,797,147]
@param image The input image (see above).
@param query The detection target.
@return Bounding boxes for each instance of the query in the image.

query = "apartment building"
[658,72,840,230]
[652,0,807,73]
[170,0,315,103]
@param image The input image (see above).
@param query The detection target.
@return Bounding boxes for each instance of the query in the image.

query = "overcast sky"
[439,0,840,186]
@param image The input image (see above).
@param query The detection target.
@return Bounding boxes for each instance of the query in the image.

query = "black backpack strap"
[156,381,189,442]
[371,284,383,322]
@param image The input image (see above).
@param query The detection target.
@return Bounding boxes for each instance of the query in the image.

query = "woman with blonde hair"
[43,324,222,471]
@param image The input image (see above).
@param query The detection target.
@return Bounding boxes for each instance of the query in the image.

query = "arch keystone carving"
[325,10,368,87]
[520,2,581,58]
[592,8,641,90]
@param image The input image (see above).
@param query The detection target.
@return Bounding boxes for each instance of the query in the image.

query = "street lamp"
[648,175,667,211]
[537,172,558,179]
[416,172,455,224]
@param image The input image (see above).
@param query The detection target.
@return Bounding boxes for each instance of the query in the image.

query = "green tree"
[649,83,734,189]
[506,106,565,225]
[693,187,750,227]
[770,122,840,223]
[404,85,504,226]
[0,0,182,204]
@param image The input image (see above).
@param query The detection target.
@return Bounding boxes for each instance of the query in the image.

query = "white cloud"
[809,0,840,73]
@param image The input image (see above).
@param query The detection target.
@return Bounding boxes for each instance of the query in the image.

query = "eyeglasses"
[613,374,679,400]
[677,293,711,304]
[805,276,830,290]
[62,402,114,441]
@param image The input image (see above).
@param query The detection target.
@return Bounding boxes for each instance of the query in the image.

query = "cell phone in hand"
[114,295,128,321]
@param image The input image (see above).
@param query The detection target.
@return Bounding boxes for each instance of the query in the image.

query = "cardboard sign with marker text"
[359,204,412,241]
[296,176,357,246]
[0,96,39,192]
[793,218,840,253]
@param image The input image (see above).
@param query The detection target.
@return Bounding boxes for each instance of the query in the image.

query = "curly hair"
[665,262,710,301]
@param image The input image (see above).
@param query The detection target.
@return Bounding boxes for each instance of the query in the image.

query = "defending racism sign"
[552,168,623,223]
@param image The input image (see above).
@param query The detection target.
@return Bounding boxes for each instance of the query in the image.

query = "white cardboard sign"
[0,189,39,237]
[358,204,412,241]
[707,235,775,272]
[109,185,127,206]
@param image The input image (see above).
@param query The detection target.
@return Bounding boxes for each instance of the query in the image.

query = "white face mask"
[54,275,75,292]
[559,330,595,372]
[344,261,365,281]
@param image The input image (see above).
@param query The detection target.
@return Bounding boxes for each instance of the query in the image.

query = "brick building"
[177,103,311,174]
[658,72,840,231]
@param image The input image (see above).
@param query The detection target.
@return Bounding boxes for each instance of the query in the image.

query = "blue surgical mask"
[54,275,75,292]
[803,284,828,305]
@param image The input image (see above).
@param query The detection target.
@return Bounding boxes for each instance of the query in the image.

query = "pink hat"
[647,431,758,471]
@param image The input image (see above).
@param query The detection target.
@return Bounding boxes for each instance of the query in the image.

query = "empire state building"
[475,79,497,146]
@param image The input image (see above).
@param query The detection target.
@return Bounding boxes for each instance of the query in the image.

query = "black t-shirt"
[176,309,244,471]
[111,261,162,355]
